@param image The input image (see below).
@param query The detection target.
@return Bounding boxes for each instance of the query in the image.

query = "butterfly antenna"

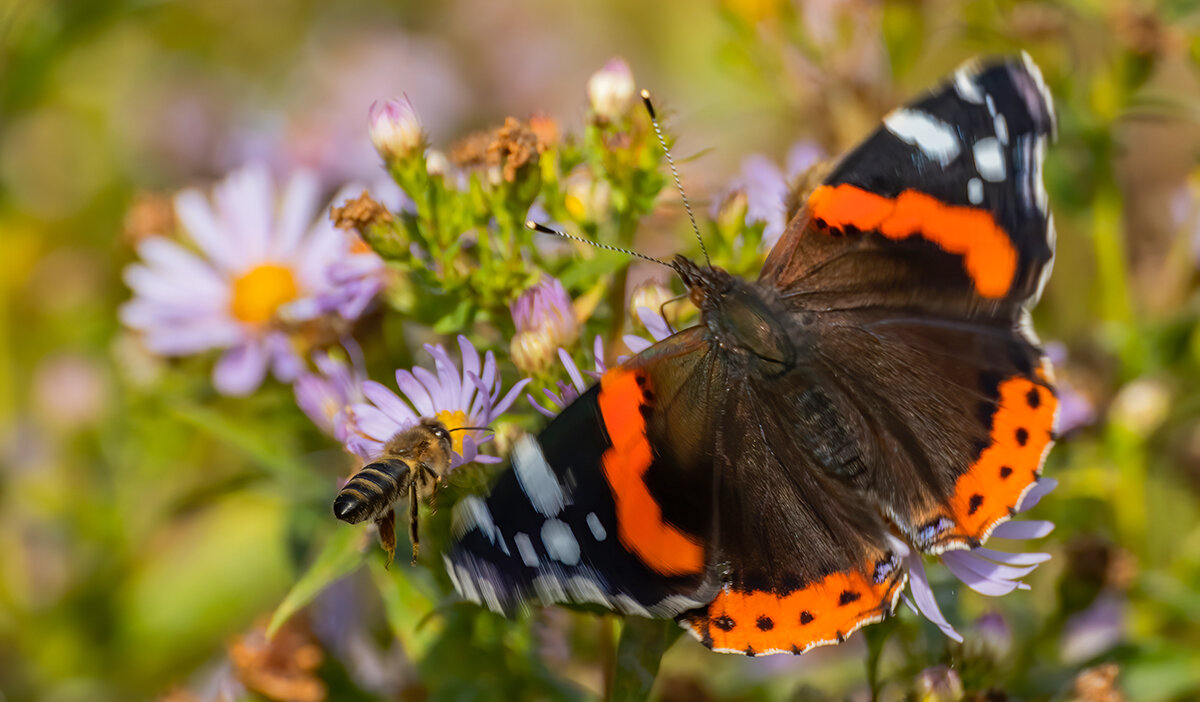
[525,221,670,267]
[641,89,710,267]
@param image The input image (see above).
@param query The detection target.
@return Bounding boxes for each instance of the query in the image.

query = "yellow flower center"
[230,264,299,324]
[435,409,471,454]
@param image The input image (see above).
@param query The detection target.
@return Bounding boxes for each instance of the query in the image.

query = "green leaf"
[267,526,368,638]
[610,617,679,702]
[368,558,443,659]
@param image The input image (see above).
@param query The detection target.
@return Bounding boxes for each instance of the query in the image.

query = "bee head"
[419,417,453,451]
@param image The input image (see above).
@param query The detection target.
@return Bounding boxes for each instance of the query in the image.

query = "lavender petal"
[213,340,269,396]
[991,519,1055,540]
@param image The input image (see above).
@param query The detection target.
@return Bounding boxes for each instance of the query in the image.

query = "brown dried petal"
[330,190,393,233]
[488,117,540,183]
[229,619,327,702]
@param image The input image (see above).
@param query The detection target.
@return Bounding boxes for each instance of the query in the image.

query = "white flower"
[119,164,384,396]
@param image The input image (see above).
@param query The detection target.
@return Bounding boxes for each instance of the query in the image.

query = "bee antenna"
[525,221,670,268]
[448,426,493,433]
[640,89,710,267]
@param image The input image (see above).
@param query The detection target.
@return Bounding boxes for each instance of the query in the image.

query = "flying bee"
[333,418,485,565]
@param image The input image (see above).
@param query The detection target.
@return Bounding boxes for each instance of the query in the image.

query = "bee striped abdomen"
[333,458,411,524]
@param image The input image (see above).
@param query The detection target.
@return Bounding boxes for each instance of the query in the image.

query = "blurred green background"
[3,0,1200,700]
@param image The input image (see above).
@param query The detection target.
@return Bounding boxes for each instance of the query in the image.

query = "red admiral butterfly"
[446,54,1058,656]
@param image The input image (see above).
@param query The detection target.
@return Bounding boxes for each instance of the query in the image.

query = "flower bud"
[972,612,1012,659]
[629,282,673,328]
[426,149,450,177]
[510,276,579,374]
[1110,377,1170,437]
[564,168,612,223]
[368,96,423,162]
[913,665,964,702]
[587,58,635,122]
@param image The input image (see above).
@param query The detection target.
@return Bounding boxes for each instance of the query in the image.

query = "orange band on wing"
[807,184,1018,299]
[598,369,704,576]
[949,372,1057,539]
[683,564,905,656]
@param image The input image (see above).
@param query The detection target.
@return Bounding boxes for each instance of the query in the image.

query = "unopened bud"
[587,58,635,123]
[368,96,423,162]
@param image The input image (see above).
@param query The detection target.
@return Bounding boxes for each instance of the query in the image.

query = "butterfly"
[444,54,1059,656]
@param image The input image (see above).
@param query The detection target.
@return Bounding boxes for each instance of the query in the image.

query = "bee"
[333,417,480,565]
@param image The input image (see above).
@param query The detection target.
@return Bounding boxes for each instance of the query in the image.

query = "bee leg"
[426,467,441,514]
[408,486,420,566]
[376,508,397,569]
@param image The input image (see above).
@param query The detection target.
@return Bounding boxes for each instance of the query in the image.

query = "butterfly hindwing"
[679,371,908,655]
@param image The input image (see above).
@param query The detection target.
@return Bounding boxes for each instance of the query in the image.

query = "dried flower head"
[229,619,326,702]
[488,117,540,184]
[330,190,394,234]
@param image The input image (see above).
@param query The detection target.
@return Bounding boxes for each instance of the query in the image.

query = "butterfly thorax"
[672,255,800,376]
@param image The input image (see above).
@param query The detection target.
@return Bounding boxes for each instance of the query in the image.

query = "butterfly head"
[670,255,734,313]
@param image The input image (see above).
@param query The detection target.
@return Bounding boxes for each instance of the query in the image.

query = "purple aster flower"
[1061,591,1125,664]
[913,665,964,702]
[120,164,384,396]
[972,611,1013,659]
[726,141,825,249]
[293,342,367,439]
[903,478,1058,642]
[343,335,529,467]
[527,306,674,417]
[1045,342,1096,434]
[509,276,579,374]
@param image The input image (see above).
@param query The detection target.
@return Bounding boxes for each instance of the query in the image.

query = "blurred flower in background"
[120,164,382,395]
[294,344,368,440]
[724,141,824,248]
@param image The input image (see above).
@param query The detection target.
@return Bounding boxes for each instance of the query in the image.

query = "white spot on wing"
[566,576,610,605]
[513,435,568,515]
[968,177,984,205]
[883,109,961,165]
[453,495,498,544]
[954,68,984,103]
[1033,137,1049,213]
[514,532,539,567]
[586,512,607,541]
[973,137,1006,182]
[541,518,580,566]
[1021,51,1057,133]
[994,113,1009,145]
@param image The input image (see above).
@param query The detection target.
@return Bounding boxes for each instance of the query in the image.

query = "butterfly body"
[446,55,1059,656]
